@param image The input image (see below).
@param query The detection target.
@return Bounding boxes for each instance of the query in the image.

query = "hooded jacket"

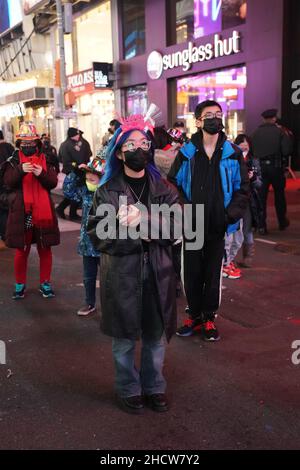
[168,131,250,235]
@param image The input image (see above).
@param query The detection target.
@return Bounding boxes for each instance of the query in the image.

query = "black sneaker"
[176,317,203,337]
[118,395,144,415]
[279,218,290,231]
[69,214,81,222]
[39,282,55,298]
[55,207,66,219]
[258,227,268,235]
[12,283,26,300]
[202,320,220,342]
[144,393,169,412]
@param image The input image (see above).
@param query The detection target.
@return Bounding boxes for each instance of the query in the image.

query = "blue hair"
[100,128,160,186]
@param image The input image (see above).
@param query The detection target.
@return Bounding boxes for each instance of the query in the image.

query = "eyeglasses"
[122,139,151,152]
[198,111,223,120]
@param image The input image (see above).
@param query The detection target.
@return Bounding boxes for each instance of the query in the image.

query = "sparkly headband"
[115,103,161,144]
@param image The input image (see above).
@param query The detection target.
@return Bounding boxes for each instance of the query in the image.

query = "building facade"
[115,0,300,167]
[0,0,115,155]
[0,0,54,144]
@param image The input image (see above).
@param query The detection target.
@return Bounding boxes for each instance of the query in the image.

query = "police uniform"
[251,109,292,232]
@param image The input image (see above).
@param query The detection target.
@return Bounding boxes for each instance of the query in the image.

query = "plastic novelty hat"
[16,122,40,141]
[83,157,106,176]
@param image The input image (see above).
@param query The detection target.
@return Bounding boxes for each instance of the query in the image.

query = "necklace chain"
[127,181,146,204]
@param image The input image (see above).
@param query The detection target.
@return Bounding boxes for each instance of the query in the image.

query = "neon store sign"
[147,30,241,80]
[194,0,222,38]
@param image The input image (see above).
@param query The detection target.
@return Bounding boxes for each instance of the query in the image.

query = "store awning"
[1,87,54,106]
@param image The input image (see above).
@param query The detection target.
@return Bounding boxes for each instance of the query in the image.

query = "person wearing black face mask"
[87,123,180,415]
[1,123,60,300]
[168,100,249,342]
[20,143,38,157]
[123,147,151,172]
[41,134,59,174]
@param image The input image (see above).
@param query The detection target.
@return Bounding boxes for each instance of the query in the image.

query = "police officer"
[252,109,292,234]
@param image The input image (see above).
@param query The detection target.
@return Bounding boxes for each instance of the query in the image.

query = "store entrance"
[176,65,247,141]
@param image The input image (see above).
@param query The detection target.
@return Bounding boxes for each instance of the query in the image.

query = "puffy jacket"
[168,132,249,235]
[63,171,100,257]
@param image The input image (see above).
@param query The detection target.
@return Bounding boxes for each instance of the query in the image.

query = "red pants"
[14,230,52,284]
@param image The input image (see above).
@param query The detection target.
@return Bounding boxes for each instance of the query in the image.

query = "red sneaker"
[227,262,242,279]
[222,264,231,278]
[176,317,203,337]
[202,320,220,341]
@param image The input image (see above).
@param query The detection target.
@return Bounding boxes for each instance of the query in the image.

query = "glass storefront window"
[125,85,148,115]
[174,0,247,44]
[75,90,115,155]
[75,2,112,70]
[176,65,247,141]
[121,0,145,60]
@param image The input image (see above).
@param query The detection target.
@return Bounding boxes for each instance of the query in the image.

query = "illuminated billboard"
[0,0,23,36]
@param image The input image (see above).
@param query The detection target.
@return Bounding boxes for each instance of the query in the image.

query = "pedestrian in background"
[0,130,14,249]
[56,127,90,221]
[63,157,105,316]
[2,123,59,300]
[154,126,184,297]
[79,130,93,162]
[0,130,14,165]
[41,134,59,174]
[154,126,184,179]
[173,120,189,143]
[252,109,292,234]
[235,134,263,268]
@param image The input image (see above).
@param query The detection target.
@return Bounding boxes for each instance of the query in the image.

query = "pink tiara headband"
[115,103,161,144]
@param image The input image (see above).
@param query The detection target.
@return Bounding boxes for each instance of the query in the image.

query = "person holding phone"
[2,123,60,300]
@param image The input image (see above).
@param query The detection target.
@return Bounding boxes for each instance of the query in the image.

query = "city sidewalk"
[0,179,300,450]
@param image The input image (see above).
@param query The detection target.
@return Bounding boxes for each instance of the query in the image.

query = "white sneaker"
[77,305,96,316]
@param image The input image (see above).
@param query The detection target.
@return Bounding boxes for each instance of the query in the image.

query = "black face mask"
[21,145,37,157]
[202,118,224,135]
[123,148,151,172]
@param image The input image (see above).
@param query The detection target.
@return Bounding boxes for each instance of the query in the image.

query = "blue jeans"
[224,221,244,265]
[83,256,100,307]
[112,337,166,398]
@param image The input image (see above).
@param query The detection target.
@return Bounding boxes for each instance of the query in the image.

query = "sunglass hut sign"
[147,31,240,80]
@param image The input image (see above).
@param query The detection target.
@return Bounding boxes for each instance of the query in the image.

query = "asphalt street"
[0,181,300,450]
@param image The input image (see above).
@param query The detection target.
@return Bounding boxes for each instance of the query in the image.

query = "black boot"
[240,243,254,268]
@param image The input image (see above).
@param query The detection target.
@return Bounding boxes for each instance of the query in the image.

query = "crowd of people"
[0,100,294,414]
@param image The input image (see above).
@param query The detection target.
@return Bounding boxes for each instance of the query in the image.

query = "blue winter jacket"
[168,133,250,235]
[63,172,100,257]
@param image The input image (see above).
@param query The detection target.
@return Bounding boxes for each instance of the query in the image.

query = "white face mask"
[242,150,248,158]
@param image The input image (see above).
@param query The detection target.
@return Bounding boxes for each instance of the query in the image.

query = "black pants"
[0,209,8,240]
[172,243,182,284]
[56,197,79,218]
[184,238,224,320]
[260,165,287,228]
